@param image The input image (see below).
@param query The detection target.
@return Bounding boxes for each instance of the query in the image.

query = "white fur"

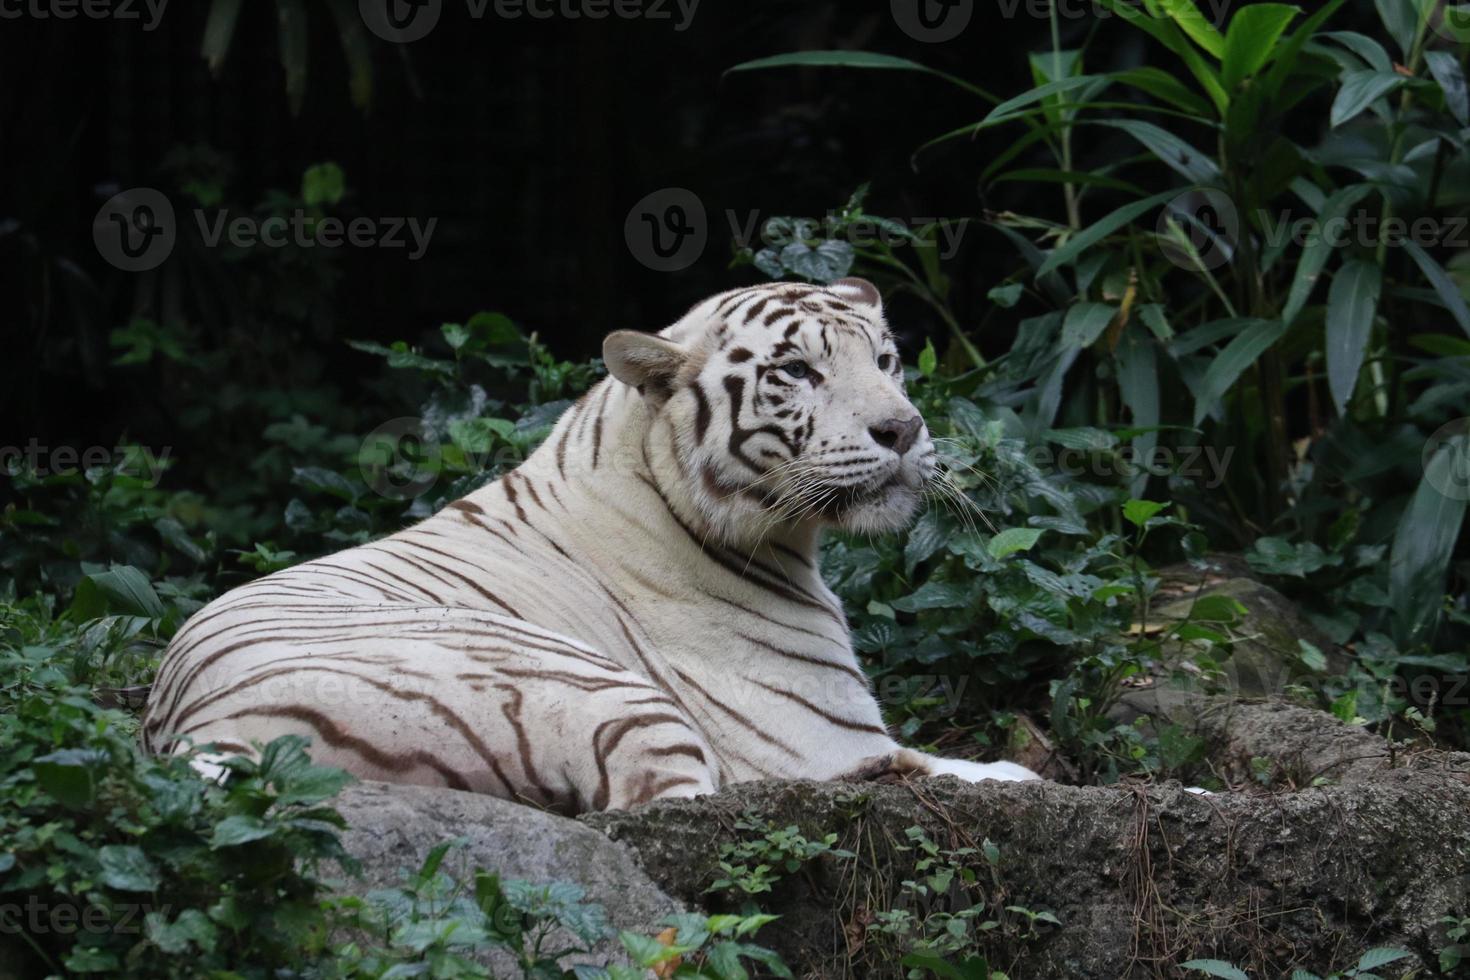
[143,281,1040,811]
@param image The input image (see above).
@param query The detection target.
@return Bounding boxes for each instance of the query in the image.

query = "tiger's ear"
[828,277,883,310]
[603,330,688,398]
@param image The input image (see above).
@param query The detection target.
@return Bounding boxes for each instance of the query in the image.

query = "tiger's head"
[604,278,935,540]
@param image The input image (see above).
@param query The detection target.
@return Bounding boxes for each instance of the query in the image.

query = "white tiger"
[143,278,1040,811]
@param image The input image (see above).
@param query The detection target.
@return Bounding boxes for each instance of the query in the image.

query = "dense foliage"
[4,0,1469,976]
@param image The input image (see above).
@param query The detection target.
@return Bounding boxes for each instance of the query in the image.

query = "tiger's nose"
[868,416,923,456]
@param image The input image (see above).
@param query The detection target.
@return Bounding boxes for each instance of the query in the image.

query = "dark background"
[1,0,1382,460]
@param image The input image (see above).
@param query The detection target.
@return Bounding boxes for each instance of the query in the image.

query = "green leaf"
[918,338,938,377]
[1116,324,1160,497]
[1122,499,1167,527]
[1403,238,1470,338]
[891,580,974,612]
[988,527,1044,559]
[276,0,309,116]
[1282,184,1375,325]
[982,76,1112,126]
[200,0,245,74]
[1061,303,1117,349]
[1389,433,1469,646]
[1181,958,1249,979]
[1325,259,1382,415]
[211,815,278,848]
[86,565,166,619]
[1093,0,1229,113]
[1188,593,1247,622]
[1192,319,1285,426]
[98,845,160,892]
[1037,190,1180,278]
[1374,0,1423,56]
[1356,947,1414,970]
[1112,66,1213,115]
[1331,70,1405,128]
[1222,4,1300,90]
[1094,119,1221,183]
[725,50,993,101]
[1159,0,1227,58]
[988,282,1024,308]
[33,756,97,809]
[301,162,345,207]
[1426,50,1470,126]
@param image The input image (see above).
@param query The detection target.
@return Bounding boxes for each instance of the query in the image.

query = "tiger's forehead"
[704,283,890,353]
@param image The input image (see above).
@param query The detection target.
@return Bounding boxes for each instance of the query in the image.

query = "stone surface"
[585,704,1470,978]
[331,780,686,968]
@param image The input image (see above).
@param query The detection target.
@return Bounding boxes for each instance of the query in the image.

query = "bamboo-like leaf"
[1036,190,1180,278]
[992,168,1148,196]
[323,0,374,111]
[1320,31,1394,72]
[1094,118,1221,182]
[1112,66,1213,115]
[1325,259,1382,414]
[1156,0,1228,59]
[1258,0,1350,103]
[1192,318,1285,425]
[1222,4,1301,90]
[1281,183,1375,325]
[1093,0,1229,113]
[1403,238,1470,337]
[982,76,1112,126]
[1116,323,1161,497]
[200,0,245,75]
[726,50,997,102]
[1331,70,1406,128]
[1426,50,1470,126]
[1061,303,1118,349]
[276,0,309,116]
[1389,434,1469,646]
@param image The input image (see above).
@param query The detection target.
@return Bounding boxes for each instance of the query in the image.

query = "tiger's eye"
[780,361,810,379]
[877,354,897,373]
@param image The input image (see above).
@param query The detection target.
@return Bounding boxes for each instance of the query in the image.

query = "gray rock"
[331,780,686,970]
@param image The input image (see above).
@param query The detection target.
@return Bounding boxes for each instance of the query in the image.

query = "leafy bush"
[734,0,1470,751]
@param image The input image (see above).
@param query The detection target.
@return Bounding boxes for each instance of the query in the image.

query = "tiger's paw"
[927,757,1041,783]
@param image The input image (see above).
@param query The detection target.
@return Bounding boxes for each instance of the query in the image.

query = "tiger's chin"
[826,483,924,534]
